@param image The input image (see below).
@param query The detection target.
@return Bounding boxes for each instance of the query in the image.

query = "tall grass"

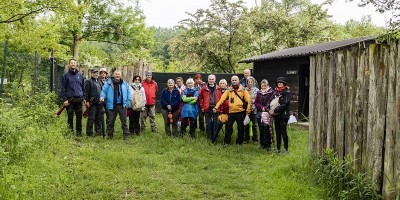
[0,97,324,199]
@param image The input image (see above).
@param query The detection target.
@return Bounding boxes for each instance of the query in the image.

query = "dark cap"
[91,68,99,73]
[276,77,287,86]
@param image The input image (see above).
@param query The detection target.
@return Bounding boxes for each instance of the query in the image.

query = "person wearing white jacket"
[128,75,146,135]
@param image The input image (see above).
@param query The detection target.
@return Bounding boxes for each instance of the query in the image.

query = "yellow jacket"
[215,85,251,114]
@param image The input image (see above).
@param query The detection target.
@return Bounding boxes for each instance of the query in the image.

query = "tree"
[57,0,153,60]
[150,27,181,72]
[356,0,399,29]
[171,0,248,73]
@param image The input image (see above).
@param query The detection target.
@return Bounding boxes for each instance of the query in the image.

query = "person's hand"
[262,107,265,112]
[142,107,146,111]
[167,105,172,110]
[193,97,198,101]
[82,100,86,105]
[212,108,217,113]
[86,102,90,107]
[99,98,104,102]
[269,110,274,115]
[63,100,69,107]
[201,108,205,112]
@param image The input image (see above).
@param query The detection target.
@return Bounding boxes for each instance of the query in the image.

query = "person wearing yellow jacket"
[213,76,251,145]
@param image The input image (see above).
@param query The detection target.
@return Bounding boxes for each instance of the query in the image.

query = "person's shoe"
[280,149,287,155]
[123,135,129,140]
[223,143,229,147]
[151,127,157,133]
[76,132,83,137]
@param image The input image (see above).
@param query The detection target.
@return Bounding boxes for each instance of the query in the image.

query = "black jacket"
[273,87,291,119]
[84,78,102,104]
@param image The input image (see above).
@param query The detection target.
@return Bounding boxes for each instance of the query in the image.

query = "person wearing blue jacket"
[181,78,199,138]
[61,58,85,136]
[160,79,181,136]
[100,70,131,140]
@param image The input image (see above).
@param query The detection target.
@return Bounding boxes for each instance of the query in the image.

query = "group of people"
[61,59,291,153]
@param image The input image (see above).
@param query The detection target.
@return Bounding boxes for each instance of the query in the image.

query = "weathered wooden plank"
[326,52,336,149]
[315,54,323,155]
[368,44,388,192]
[344,49,356,159]
[382,41,397,199]
[308,56,317,153]
[394,41,400,199]
[321,53,329,150]
[335,51,345,159]
[361,45,371,173]
[354,46,367,170]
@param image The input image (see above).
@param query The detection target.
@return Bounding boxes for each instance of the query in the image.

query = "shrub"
[312,149,381,200]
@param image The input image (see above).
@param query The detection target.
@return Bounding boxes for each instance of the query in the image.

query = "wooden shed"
[239,36,377,121]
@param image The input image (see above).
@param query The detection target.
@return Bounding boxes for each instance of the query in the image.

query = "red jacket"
[216,87,229,114]
[142,80,158,106]
[199,85,219,112]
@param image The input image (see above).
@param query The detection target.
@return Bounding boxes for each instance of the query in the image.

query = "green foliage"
[311,149,381,200]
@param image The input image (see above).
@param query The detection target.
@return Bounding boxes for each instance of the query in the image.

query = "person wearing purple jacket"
[61,58,85,136]
[254,79,274,151]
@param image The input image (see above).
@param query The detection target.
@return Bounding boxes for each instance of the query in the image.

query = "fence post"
[0,40,7,94]
[50,49,54,92]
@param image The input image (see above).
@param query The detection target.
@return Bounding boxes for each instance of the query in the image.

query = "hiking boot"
[151,127,157,133]
[280,149,287,155]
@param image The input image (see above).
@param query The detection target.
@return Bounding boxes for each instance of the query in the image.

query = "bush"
[312,149,381,200]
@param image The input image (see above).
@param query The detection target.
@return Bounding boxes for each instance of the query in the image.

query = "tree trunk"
[73,33,80,61]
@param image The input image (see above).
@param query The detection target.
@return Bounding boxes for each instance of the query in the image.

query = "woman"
[255,79,274,150]
[269,77,291,154]
[214,79,229,143]
[128,75,146,135]
[181,78,199,138]
[160,79,181,136]
[244,76,259,144]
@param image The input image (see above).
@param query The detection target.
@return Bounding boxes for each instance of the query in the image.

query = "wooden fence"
[308,40,400,199]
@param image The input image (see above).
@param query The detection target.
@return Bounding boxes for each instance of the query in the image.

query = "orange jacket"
[215,85,251,114]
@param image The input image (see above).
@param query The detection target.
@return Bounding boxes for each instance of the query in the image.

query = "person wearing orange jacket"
[141,71,158,132]
[214,76,251,145]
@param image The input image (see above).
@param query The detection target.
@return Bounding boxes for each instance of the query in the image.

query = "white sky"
[139,0,391,28]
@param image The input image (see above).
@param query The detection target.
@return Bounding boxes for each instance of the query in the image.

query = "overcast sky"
[139,0,391,28]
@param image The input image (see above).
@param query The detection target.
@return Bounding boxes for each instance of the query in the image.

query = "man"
[84,68,103,136]
[141,71,158,132]
[214,76,251,145]
[240,69,258,88]
[99,67,109,136]
[194,73,205,132]
[61,58,85,136]
[199,74,219,140]
[100,70,131,140]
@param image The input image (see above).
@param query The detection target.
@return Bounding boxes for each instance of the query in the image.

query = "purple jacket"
[254,87,274,112]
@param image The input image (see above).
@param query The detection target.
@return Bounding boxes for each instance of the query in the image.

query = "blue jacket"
[100,78,131,110]
[181,87,199,119]
[160,87,181,111]
[61,69,84,101]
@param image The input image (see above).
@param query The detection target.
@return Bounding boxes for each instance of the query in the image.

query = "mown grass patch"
[1,102,324,199]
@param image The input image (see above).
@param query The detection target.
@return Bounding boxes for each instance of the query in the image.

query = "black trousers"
[107,104,130,138]
[101,104,108,136]
[161,109,179,136]
[129,110,141,134]
[257,118,272,149]
[86,104,103,136]
[275,118,289,151]
[181,117,196,138]
[66,99,83,135]
[244,113,258,142]
[225,112,245,145]
[205,112,218,141]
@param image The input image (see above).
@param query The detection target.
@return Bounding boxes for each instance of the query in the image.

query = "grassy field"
[1,112,324,199]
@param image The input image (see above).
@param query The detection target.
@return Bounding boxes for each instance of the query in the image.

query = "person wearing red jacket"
[214,79,229,143]
[141,71,158,132]
[199,74,219,141]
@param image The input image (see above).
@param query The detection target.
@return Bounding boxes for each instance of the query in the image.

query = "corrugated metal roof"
[239,36,378,63]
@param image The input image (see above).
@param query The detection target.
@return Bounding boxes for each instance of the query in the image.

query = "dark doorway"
[298,64,310,121]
